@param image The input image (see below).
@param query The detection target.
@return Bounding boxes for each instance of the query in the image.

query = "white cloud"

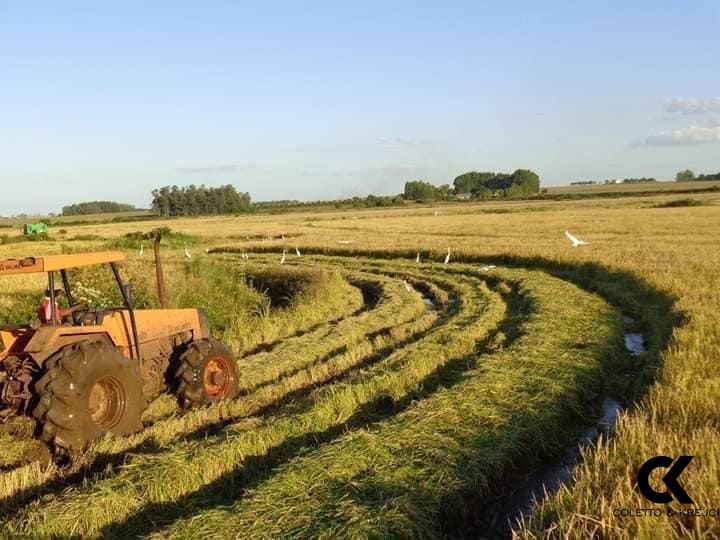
[643,125,720,146]
[662,97,720,115]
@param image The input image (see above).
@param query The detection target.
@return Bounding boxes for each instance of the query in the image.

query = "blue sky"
[1,1,718,214]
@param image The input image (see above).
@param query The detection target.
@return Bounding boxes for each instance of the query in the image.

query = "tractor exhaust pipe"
[153,232,169,309]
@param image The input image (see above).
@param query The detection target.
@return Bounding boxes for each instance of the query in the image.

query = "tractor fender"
[24,328,116,366]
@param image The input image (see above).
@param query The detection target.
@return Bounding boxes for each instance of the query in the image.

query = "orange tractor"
[0,251,239,450]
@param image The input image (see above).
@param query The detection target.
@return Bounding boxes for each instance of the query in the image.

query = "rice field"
[0,191,718,538]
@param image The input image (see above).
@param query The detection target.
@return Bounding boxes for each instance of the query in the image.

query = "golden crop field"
[0,191,718,538]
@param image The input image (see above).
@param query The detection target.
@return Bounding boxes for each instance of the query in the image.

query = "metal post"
[111,262,141,362]
[60,269,75,306]
[48,272,57,326]
[153,233,168,309]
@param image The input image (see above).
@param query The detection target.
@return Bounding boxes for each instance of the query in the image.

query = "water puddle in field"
[488,398,622,535]
[624,333,646,355]
[484,327,645,536]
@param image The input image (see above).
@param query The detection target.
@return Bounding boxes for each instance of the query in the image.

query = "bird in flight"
[565,231,589,247]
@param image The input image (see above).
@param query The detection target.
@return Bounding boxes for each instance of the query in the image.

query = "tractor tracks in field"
[0,260,470,515]
[0,250,677,539]
[88,265,530,537]
[0,255,518,534]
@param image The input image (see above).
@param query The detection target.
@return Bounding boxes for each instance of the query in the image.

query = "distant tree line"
[676,170,720,182]
[403,169,540,202]
[255,194,404,212]
[571,177,656,186]
[151,184,252,217]
[62,201,136,216]
[621,177,657,183]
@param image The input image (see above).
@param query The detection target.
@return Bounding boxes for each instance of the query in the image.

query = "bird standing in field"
[403,279,412,292]
[184,245,192,259]
[280,250,286,265]
[205,248,210,254]
[139,243,144,257]
[295,246,301,257]
[416,252,420,263]
[479,265,497,272]
[337,240,354,245]
[443,247,451,265]
[565,231,589,247]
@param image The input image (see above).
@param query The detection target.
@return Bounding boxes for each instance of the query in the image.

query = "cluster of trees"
[402,181,454,202]
[676,170,720,182]
[452,169,540,198]
[151,184,252,217]
[62,201,136,216]
[403,169,540,202]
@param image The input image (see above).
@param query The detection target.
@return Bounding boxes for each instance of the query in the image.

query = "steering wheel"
[72,303,92,326]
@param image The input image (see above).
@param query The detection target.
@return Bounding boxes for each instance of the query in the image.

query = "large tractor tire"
[33,341,145,450]
[175,338,240,408]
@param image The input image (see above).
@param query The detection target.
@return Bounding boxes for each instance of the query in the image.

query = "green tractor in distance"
[22,222,49,237]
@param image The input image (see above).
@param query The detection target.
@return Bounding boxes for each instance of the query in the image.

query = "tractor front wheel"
[33,341,145,451]
[174,339,239,408]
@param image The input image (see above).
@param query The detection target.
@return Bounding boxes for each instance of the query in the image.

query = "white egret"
[565,230,589,247]
[295,246,301,257]
[403,279,412,292]
[479,265,497,272]
[337,240,354,245]
[443,247,450,265]
[280,250,286,264]
[415,252,420,263]
[139,243,144,257]
[184,245,192,259]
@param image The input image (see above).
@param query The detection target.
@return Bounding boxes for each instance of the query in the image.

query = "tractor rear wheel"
[175,338,239,408]
[33,341,145,450]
